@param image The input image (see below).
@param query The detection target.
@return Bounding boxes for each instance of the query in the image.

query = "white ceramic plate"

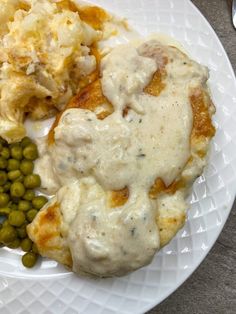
[1,0,236,313]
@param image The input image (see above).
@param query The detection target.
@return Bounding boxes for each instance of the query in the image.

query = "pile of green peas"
[0,137,48,268]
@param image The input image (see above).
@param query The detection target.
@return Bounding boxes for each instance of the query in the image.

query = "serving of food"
[0,0,216,276]
[1,0,236,312]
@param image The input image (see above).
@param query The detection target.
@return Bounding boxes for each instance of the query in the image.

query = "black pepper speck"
[131,227,136,236]
[137,153,146,158]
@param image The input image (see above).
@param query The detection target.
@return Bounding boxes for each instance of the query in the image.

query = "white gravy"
[35,40,209,276]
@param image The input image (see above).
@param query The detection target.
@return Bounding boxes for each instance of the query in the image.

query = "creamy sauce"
[35,40,209,276]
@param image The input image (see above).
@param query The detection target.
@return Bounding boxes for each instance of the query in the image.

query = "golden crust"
[28,44,215,269]
[190,87,216,141]
[77,5,111,30]
[48,80,112,145]
[27,203,72,268]
[157,212,186,248]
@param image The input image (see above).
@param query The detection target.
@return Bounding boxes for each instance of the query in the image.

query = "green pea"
[9,210,25,227]
[3,181,11,192]
[0,156,8,169]
[32,243,39,254]
[23,190,35,201]
[0,138,42,256]
[14,174,24,183]
[7,238,20,249]
[18,200,31,212]
[0,171,7,185]
[23,144,38,161]
[0,193,10,207]
[1,147,10,159]
[0,207,11,216]
[26,209,38,222]
[22,252,38,268]
[0,226,17,244]
[10,144,23,160]
[32,196,47,210]
[24,174,41,189]
[21,137,32,149]
[2,219,10,227]
[10,182,25,197]
[8,170,21,181]
[7,159,20,171]
[20,159,34,175]
[21,238,32,252]
[17,224,27,239]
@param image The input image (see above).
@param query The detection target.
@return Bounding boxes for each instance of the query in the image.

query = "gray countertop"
[149,1,236,313]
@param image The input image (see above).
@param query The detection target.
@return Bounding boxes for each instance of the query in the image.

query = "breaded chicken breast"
[28,40,215,277]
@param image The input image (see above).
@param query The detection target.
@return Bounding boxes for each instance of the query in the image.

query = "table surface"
[149,0,236,313]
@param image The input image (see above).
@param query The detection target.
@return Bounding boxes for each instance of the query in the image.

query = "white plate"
[1,0,236,313]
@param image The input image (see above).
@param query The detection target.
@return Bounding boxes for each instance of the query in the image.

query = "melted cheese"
[35,40,209,276]
[0,0,108,142]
